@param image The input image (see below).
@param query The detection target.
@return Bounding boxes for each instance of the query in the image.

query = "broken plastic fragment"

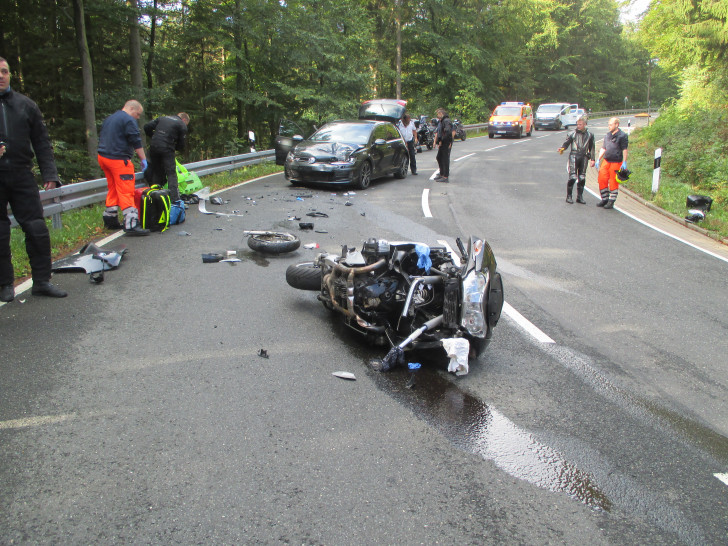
[202,253,224,263]
[257,349,269,358]
[332,371,356,380]
[210,196,224,205]
[178,231,191,236]
[306,211,328,218]
[303,243,319,249]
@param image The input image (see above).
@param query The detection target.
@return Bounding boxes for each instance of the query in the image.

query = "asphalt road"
[1,117,727,544]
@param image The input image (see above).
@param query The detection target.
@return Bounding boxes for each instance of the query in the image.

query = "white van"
[534,103,578,130]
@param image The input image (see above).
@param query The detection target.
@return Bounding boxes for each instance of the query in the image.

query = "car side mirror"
[292,135,304,142]
[374,139,386,146]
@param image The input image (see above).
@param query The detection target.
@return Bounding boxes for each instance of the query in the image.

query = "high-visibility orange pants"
[98,155,136,211]
[598,160,621,192]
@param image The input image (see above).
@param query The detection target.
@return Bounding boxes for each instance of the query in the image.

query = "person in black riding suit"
[0,57,66,302]
[144,113,190,202]
[557,116,595,204]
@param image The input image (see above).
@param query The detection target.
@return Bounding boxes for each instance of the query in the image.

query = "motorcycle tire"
[461,132,467,141]
[426,142,433,150]
[247,232,301,254]
[286,262,322,291]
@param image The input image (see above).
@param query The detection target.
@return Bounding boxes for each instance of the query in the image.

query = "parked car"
[275,99,410,189]
[561,107,587,129]
[534,103,578,130]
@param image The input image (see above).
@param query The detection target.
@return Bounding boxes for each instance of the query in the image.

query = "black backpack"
[140,185,171,232]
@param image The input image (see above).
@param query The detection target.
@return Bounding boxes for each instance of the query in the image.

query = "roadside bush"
[626,103,728,239]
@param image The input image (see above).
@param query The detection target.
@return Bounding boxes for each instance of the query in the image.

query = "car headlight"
[286,151,294,162]
[461,270,488,337]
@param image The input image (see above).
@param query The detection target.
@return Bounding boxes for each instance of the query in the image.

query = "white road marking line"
[715,473,728,487]
[422,189,433,218]
[502,301,556,343]
[484,145,507,152]
[0,413,76,430]
[583,188,728,264]
[430,170,440,181]
[455,153,475,162]
[437,240,556,344]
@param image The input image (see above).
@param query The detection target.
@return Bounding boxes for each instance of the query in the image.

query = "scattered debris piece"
[306,211,328,218]
[303,243,320,249]
[52,242,128,283]
[299,222,314,230]
[202,253,224,263]
[257,349,269,358]
[178,231,191,236]
[345,201,353,206]
[221,258,241,265]
[210,196,224,205]
[315,230,328,234]
[360,212,366,216]
[332,371,356,380]
[288,216,301,221]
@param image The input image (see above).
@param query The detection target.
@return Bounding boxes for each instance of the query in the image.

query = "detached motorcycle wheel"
[286,262,322,290]
[247,232,301,254]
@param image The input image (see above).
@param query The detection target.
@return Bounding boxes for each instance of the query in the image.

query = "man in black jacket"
[433,108,455,182]
[558,116,595,204]
[0,57,66,302]
[144,113,189,201]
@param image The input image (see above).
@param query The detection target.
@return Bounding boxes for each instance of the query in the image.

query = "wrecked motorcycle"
[286,236,504,373]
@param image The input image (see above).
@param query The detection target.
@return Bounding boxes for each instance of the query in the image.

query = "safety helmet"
[616,168,632,181]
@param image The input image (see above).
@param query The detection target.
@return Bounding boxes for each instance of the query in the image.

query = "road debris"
[332,371,356,380]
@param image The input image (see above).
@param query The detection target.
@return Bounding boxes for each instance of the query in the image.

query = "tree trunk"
[395,0,402,100]
[127,0,146,144]
[72,0,99,173]
[146,0,157,89]
[234,0,244,140]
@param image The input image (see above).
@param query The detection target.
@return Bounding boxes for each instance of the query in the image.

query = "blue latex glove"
[620,161,627,170]
[595,160,600,170]
[141,159,148,171]
[415,243,432,274]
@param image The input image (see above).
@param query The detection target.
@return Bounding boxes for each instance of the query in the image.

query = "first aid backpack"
[140,185,171,232]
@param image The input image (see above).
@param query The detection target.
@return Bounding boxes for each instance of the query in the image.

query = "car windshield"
[310,123,372,146]
[358,101,406,121]
[538,105,563,113]
[494,106,521,116]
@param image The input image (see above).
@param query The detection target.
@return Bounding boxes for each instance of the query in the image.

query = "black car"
[275,99,410,189]
[281,120,408,189]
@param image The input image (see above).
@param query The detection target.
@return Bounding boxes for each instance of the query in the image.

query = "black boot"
[566,194,573,204]
[103,215,123,230]
[566,180,574,204]
[31,281,67,298]
[603,199,615,209]
[576,183,586,204]
[0,284,14,303]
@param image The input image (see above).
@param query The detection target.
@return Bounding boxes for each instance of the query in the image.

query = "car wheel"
[488,133,494,139]
[517,127,523,139]
[534,125,539,131]
[356,160,372,190]
[556,121,562,130]
[393,155,409,179]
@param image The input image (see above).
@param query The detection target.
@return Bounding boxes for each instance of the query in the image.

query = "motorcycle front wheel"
[247,232,301,254]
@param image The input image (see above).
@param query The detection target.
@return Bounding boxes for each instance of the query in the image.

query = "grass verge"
[9,162,283,282]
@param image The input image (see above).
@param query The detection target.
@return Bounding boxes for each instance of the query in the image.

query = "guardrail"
[10,149,275,228]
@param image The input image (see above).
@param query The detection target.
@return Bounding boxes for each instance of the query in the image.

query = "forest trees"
[1,0,677,183]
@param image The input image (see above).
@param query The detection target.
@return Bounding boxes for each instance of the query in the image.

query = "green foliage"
[1,0,688,184]
[625,104,728,239]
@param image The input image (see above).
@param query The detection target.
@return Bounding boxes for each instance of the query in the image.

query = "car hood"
[293,140,363,159]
